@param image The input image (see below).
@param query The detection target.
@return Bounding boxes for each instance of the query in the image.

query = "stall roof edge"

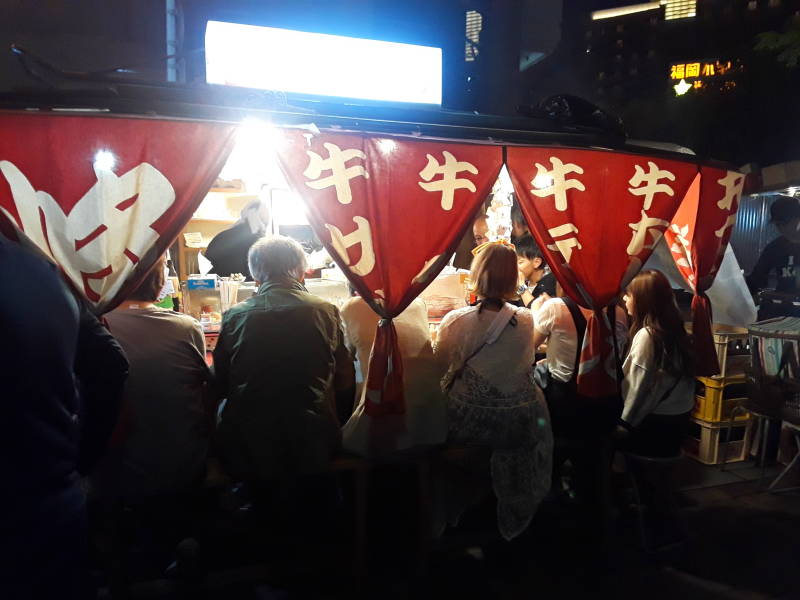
[0,83,736,170]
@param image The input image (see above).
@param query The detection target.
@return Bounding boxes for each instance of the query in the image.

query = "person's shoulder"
[630,326,655,351]
[539,297,565,313]
[512,305,534,327]
[341,296,371,317]
[439,305,476,328]
[159,309,202,329]
[764,236,790,253]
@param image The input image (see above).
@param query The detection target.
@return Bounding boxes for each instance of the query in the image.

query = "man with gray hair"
[214,235,355,486]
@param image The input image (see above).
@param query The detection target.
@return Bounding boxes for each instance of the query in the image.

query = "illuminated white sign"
[205,21,442,105]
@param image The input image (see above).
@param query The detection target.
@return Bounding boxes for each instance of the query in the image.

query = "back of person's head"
[770,195,800,238]
[515,235,545,263]
[248,235,307,283]
[470,242,518,301]
[510,196,529,238]
[626,269,693,375]
[240,199,271,235]
[128,256,166,302]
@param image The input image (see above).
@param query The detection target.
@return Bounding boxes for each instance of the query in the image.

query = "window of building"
[768,0,779,7]
[616,39,624,48]
[630,66,639,76]
[650,16,659,25]
[598,71,606,81]
[615,54,622,62]
[465,10,482,62]
[648,48,656,58]
[616,23,624,33]
[586,30,592,39]
[663,0,697,20]
[747,0,758,10]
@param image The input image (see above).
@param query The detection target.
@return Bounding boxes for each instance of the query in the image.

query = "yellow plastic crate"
[694,374,749,423]
[684,417,753,465]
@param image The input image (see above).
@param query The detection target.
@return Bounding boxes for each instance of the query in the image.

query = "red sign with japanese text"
[275,130,503,415]
[507,148,698,397]
[0,113,236,312]
[665,167,744,375]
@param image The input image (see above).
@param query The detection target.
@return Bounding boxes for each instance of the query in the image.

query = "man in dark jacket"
[214,235,355,482]
[0,239,128,600]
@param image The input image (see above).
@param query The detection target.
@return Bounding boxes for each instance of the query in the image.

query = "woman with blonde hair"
[434,242,552,540]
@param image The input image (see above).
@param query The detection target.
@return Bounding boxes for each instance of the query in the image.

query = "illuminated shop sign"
[669,60,738,96]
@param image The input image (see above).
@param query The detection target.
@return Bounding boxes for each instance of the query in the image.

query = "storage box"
[187,275,218,290]
[684,417,753,465]
[694,374,749,422]
[712,326,750,377]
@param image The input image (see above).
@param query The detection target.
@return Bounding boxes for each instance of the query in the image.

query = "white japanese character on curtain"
[325,216,376,276]
[418,151,479,211]
[628,161,676,210]
[627,210,670,256]
[530,157,585,211]
[304,143,368,205]
[547,223,582,263]
[716,171,744,211]
[0,160,175,302]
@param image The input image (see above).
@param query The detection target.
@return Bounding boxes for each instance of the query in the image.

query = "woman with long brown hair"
[620,269,694,456]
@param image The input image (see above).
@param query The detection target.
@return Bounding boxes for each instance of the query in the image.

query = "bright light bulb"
[93,150,116,172]
[377,139,397,154]
[532,174,554,189]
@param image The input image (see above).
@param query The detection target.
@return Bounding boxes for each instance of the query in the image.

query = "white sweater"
[621,327,694,427]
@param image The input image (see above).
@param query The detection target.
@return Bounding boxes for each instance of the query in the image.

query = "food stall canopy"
[664,167,745,375]
[274,130,502,417]
[0,105,742,405]
[0,112,236,313]
[507,148,700,397]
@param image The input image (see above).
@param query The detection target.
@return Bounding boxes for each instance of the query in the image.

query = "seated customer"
[434,242,552,540]
[618,270,694,457]
[341,296,447,455]
[214,236,355,484]
[96,257,211,501]
[513,235,556,308]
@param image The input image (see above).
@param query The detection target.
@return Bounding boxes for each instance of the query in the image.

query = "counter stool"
[621,451,684,553]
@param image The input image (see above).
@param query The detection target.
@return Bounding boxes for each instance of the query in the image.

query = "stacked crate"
[684,326,755,464]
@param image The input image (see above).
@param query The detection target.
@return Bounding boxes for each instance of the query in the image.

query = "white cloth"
[340,297,447,455]
[434,304,553,540]
[535,298,629,383]
[621,327,695,427]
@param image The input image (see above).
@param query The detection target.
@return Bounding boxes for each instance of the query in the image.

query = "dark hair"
[514,234,544,262]
[510,196,525,226]
[626,269,693,377]
[128,256,166,302]
[470,243,518,301]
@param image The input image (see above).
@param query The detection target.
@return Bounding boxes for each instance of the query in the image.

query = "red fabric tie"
[365,319,406,416]
[692,293,720,376]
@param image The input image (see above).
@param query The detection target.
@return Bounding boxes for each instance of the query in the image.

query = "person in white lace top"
[433,242,552,540]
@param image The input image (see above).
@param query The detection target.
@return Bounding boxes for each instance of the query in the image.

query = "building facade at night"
[527,0,800,165]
